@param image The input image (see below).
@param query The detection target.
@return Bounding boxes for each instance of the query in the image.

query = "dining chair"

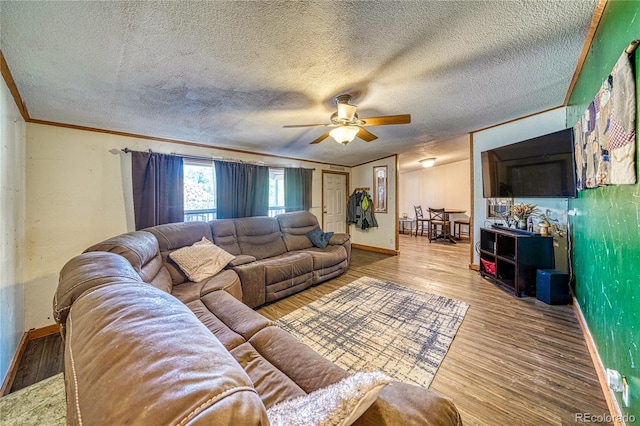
[453,216,470,240]
[428,208,450,243]
[414,206,430,237]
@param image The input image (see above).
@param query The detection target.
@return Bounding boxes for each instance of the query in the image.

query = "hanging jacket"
[346,191,361,224]
[361,193,378,229]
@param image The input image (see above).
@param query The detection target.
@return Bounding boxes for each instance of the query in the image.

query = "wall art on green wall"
[573,49,636,190]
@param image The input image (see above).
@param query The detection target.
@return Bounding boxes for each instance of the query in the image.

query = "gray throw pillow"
[306,227,334,249]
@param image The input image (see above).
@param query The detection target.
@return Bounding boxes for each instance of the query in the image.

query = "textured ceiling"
[1,1,597,171]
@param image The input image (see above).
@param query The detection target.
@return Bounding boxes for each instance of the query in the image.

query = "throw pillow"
[267,371,391,426]
[169,237,235,282]
[306,227,334,249]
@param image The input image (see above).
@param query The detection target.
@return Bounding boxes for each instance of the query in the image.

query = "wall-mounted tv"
[481,128,577,198]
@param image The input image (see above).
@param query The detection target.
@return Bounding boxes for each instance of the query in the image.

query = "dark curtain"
[284,167,313,212]
[215,160,269,218]
[131,151,184,230]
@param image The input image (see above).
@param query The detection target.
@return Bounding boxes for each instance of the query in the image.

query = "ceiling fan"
[283,94,411,145]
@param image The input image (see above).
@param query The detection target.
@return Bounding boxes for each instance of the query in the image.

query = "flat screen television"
[481,128,577,198]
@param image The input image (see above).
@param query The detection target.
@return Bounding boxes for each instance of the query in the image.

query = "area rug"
[275,276,468,388]
[0,373,65,425]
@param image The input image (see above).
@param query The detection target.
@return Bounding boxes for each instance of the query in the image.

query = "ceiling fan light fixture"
[337,103,357,121]
[330,126,359,145]
[420,158,436,168]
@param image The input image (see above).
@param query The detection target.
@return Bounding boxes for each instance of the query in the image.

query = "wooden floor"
[10,235,610,425]
[258,235,612,426]
[9,334,64,394]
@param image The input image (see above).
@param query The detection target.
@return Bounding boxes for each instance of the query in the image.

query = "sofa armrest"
[328,233,350,245]
[64,282,268,425]
[228,254,257,267]
[355,382,462,426]
[54,252,142,337]
[230,262,266,308]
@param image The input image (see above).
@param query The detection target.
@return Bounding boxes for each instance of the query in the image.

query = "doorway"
[322,171,348,233]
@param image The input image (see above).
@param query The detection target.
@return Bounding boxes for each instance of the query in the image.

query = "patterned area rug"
[275,276,468,388]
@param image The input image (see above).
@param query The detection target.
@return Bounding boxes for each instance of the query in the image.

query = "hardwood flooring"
[9,334,64,394]
[258,235,612,426]
[10,235,610,425]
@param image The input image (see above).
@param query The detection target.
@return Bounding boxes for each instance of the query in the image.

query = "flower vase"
[517,219,527,230]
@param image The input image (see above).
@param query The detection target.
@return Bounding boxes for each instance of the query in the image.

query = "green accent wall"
[566,0,640,421]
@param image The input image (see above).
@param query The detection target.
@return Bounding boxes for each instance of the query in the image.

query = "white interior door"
[323,173,347,233]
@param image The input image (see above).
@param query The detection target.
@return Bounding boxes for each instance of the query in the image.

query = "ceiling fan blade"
[360,114,411,126]
[283,123,329,128]
[357,127,378,142]
[309,131,331,144]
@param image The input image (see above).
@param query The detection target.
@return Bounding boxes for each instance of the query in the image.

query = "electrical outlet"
[622,377,630,407]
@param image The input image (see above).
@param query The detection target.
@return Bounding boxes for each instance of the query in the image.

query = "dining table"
[432,208,467,243]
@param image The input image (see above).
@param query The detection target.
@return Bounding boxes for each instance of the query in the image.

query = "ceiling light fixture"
[337,102,357,121]
[420,158,436,168]
[330,126,359,145]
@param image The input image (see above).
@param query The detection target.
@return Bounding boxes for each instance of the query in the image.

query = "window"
[183,163,298,221]
[184,161,216,221]
[268,168,285,217]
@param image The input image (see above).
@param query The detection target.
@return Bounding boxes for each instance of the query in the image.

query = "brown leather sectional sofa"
[53,211,462,425]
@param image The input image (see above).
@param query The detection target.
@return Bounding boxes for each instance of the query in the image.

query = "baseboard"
[27,324,59,340]
[0,324,60,396]
[351,243,398,256]
[573,298,624,425]
[0,332,28,396]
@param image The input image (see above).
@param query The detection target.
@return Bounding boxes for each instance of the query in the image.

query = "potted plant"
[511,203,538,230]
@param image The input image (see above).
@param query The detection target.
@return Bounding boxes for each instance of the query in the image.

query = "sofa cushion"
[234,216,287,260]
[231,342,307,409]
[209,219,242,255]
[84,231,172,294]
[249,326,348,394]
[146,221,213,285]
[169,237,235,282]
[199,290,273,342]
[186,299,247,351]
[306,227,334,249]
[276,211,318,251]
[266,371,391,426]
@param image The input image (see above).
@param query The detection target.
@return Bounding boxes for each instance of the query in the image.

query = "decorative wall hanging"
[373,165,388,213]
[573,46,637,190]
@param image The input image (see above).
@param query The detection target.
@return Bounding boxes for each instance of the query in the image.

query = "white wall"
[1,77,26,383]
[24,123,341,329]
[472,108,569,268]
[399,159,471,225]
[350,156,397,252]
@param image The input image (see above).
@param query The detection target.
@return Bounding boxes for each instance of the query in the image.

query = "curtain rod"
[120,148,314,170]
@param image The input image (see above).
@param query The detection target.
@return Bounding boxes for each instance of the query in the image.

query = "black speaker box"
[536,269,571,305]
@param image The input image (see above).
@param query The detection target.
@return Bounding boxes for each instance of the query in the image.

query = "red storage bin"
[480,258,496,275]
